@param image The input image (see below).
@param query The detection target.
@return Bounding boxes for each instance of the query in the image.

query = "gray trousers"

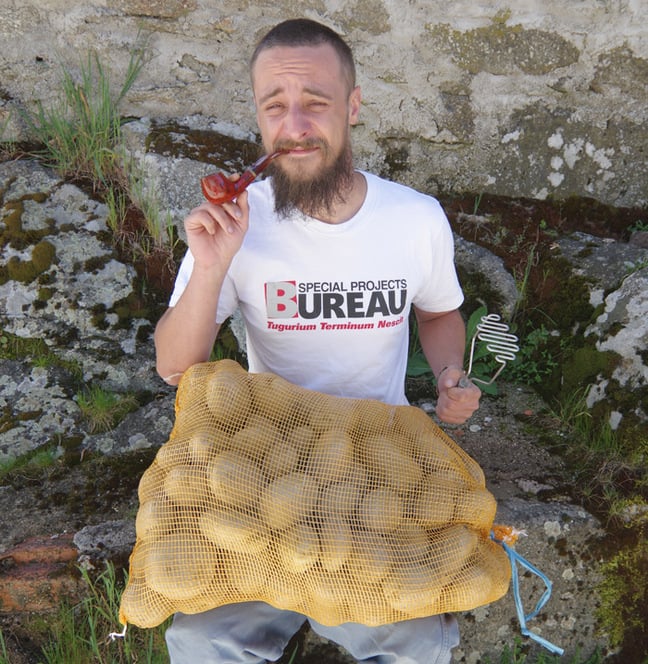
[165,601,459,663]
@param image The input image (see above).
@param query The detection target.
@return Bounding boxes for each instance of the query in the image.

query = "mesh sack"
[120,360,510,628]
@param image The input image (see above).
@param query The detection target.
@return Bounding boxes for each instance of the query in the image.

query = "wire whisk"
[463,313,520,386]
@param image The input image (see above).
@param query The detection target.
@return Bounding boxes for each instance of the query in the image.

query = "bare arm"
[414,307,481,424]
[154,192,250,385]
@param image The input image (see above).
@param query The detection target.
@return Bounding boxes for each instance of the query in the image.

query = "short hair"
[250,18,356,90]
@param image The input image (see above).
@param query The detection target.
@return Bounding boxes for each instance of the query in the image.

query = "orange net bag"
[120,360,510,628]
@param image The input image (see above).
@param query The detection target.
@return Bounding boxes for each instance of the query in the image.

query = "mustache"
[272,138,328,151]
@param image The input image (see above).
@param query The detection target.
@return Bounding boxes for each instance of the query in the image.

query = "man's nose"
[282,104,311,140]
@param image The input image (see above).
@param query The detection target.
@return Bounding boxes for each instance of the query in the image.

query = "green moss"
[146,122,259,168]
[0,195,54,251]
[596,534,648,654]
[34,287,54,310]
[0,329,83,382]
[560,346,620,396]
[534,256,594,332]
[84,255,112,273]
[426,21,580,75]
[32,239,56,270]
[110,292,153,329]
[6,240,56,283]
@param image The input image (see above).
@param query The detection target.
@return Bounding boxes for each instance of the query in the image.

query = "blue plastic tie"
[491,532,565,656]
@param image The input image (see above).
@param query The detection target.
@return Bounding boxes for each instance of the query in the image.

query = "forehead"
[252,43,347,99]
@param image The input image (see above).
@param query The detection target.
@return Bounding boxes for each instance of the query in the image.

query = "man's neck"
[306,171,367,224]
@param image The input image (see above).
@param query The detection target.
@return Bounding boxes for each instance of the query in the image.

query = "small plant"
[405,306,504,395]
[0,444,60,484]
[628,219,648,233]
[76,385,140,433]
[473,192,484,215]
[506,324,560,385]
[0,625,9,664]
[22,39,147,185]
[483,638,602,664]
[39,562,170,663]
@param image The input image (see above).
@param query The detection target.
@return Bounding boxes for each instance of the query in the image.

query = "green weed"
[484,638,602,663]
[40,563,170,664]
[22,40,147,185]
[506,324,560,385]
[76,385,140,433]
[19,36,179,275]
[0,444,60,484]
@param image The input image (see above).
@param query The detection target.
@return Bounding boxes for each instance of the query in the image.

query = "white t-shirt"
[169,172,463,405]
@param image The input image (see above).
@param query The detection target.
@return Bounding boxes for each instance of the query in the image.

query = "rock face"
[1,1,648,208]
[555,233,648,433]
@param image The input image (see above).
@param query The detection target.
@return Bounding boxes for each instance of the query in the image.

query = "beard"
[267,137,355,219]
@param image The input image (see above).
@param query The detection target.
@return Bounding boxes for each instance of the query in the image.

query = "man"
[155,17,481,664]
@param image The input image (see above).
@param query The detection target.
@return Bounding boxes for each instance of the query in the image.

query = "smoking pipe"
[200,150,286,205]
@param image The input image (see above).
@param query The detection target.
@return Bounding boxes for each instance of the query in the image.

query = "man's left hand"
[435,366,481,424]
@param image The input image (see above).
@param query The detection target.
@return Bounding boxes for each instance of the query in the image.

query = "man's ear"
[349,86,362,126]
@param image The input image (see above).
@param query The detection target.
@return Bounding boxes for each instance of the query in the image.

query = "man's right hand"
[184,187,250,269]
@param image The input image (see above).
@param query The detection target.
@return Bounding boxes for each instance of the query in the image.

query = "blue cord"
[491,532,565,656]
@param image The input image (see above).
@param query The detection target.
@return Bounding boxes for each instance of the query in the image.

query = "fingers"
[436,375,481,424]
[186,192,249,237]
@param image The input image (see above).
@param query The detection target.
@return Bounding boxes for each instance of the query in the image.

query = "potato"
[221,550,272,597]
[359,489,404,532]
[275,521,320,573]
[199,505,270,553]
[230,423,277,459]
[412,479,460,527]
[260,472,319,530]
[266,567,311,614]
[205,369,251,428]
[285,425,316,451]
[319,516,353,572]
[442,558,493,611]
[145,534,217,601]
[309,396,356,434]
[382,559,443,615]
[426,524,479,583]
[347,582,391,627]
[390,524,430,563]
[405,418,476,482]
[250,372,308,424]
[307,429,355,485]
[308,567,350,625]
[138,461,166,503]
[207,450,265,508]
[263,438,300,479]
[348,530,393,584]
[453,488,497,532]
[348,399,395,439]
[119,572,175,628]
[135,498,174,539]
[163,465,209,506]
[187,432,219,466]
[317,479,363,517]
[362,434,423,493]
[155,438,190,470]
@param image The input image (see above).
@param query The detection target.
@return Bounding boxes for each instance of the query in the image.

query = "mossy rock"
[6,240,56,283]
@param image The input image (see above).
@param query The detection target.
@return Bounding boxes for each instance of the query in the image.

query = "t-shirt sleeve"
[411,199,464,313]
[167,250,239,324]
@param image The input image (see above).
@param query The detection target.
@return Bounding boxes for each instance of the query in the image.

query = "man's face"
[252,43,361,217]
